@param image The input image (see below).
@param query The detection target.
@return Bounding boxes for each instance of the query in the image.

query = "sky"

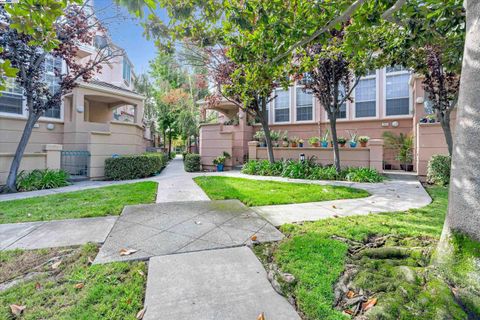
[93,0,169,75]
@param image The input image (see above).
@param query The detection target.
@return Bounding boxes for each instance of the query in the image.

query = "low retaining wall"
[0,144,63,185]
[248,139,384,171]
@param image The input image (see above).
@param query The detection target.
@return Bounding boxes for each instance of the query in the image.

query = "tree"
[0,4,121,193]
[133,73,157,138]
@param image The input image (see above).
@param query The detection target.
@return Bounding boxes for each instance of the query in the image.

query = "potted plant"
[270,130,280,147]
[359,136,370,147]
[254,130,266,147]
[298,139,304,148]
[281,131,289,147]
[348,131,358,148]
[320,130,330,148]
[308,136,320,147]
[290,136,299,148]
[383,132,414,171]
[337,137,347,147]
[212,152,231,172]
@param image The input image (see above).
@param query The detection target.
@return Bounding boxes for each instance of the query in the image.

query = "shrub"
[427,154,451,186]
[241,160,384,183]
[184,153,201,172]
[16,169,70,191]
[170,151,177,159]
[105,153,168,180]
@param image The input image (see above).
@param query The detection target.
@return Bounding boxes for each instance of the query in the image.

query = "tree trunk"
[438,110,453,156]
[163,130,167,152]
[2,113,40,193]
[168,133,172,158]
[438,0,480,249]
[193,134,199,154]
[259,98,275,163]
[328,112,341,173]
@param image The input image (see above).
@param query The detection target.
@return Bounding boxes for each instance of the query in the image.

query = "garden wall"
[248,139,384,171]
[416,123,451,177]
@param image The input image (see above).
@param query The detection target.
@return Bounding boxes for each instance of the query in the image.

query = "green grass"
[264,186,478,319]
[0,244,146,319]
[193,176,369,206]
[0,181,158,224]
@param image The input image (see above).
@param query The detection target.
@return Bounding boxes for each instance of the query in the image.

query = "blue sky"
[93,0,168,74]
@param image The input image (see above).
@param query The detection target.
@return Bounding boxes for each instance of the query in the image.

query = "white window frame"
[323,83,350,122]
[383,67,413,119]
[40,57,65,122]
[123,58,131,85]
[353,70,379,120]
[294,83,315,123]
[0,78,27,119]
[272,87,292,124]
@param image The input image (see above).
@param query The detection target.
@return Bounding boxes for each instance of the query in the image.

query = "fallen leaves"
[51,260,62,269]
[346,290,355,299]
[74,283,84,289]
[251,235,258,241]
[119,248,138,256]
[137,270,145,277]
[35,282,42,290]
[136,307,147,319]
[10,304,26,316]
[362,298,377,311]
[256,312,265,320]
[87,256,94,265]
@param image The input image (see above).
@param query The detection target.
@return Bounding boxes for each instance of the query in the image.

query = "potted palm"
[337,137,347,147]
[270,130,280,147]
[348,131,358,148]
[320,130,330,148]
[382,132,414,171]
[254,130,266,147]
[359,136,370,147]
[290,136,300,148]
[299,139,305,148]
[308,136,320,147]
[212,152,231,172]
[281,131,289,147]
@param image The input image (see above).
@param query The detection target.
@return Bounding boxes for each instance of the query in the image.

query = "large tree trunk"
[438,0,480,250]
[2,112,40,193]
[329,112,341,173]
[259,98,275,163]
[168,132,172,158]
[438,110,453,156]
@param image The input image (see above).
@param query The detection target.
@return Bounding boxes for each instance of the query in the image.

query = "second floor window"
[274,89,290,122]
[296,88,313,121]
[355,77,376,118]
[386,67,410,116]
[123,59,131,84]
[0,78,23,115]
[43,56,62,119]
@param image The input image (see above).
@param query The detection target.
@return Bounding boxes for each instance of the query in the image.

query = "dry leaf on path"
[74,283,84,289]
[10,304,26,316]
[251,235,258,241]
[346,290,355,299]
[119,248,138,256]
[362,298,377,311]
[35,282,42,290]
[136,307,147,319]
[51,260,62,269]
[256,312,265,320]
[332,205,337,209]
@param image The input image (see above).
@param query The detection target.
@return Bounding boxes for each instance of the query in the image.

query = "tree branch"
[381,0,407,22]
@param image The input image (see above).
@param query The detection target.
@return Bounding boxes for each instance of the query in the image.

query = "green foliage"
[0,244,146,319]
[427,154,451,186]
[16,169,70,192]
[104,153,168,180]
[184,153,201,172]
[383,131,414,164]
[194,176,368,207]
[241,160,384,183]
[170,151,177,159]
[0,182,158,224]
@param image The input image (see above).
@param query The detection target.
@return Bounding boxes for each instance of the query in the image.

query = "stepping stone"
[94,200,284,264]
[143,246,301,320]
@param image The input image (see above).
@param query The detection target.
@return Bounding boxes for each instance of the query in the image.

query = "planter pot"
[321,141,328,148]
[260,142,267,147]
[299,143,304,148]
[291,143,298,148]
[384,163,392,170]
[282,141,289,147]
[400,164,414,172]
[311,142,320,148]
[339,143,346,148]
[350,142,357,148]
[360,141,368,147]
[420,118,428,123]
[216,164,224,172]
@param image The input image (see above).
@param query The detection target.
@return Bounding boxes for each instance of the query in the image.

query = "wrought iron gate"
[61,150,90,180]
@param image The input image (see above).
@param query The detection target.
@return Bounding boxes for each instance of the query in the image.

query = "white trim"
[78,82,145,100]
[352,69,379,120]
[293,83,315,124]
[272,87,292,124]
[383,68,412,118]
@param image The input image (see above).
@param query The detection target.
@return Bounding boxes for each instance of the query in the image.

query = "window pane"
[44,105,61,118]
[336,103,346,119]
[386,98,409,116]
[296,88,312,121]
[386,74,409,98]
[0,93,23,114]
[356,101,376,117]
[386,65,408,73]
[355,78,376,101]
[274,89,289,122]
[424,98,434,114]
[275,108,289,122]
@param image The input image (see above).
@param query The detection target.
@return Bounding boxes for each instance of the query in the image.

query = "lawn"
[0,181,158,224]
[193,176,369,206]
[0,244,146,319]
[255,186,480,319]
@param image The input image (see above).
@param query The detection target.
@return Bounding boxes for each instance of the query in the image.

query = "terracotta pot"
[291,143,298,148]
[282,141,289,147]
[312,142,319,147]
[360,141,368,147]
[339,143,346,147]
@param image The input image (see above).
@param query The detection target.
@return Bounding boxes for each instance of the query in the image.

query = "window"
[43,56,62,118]
[296,87,313,121]
[123,58,131,84]
[355,77,376,118]
[94,35,108,49]
[424,97,435,114]
[386,68,410,116]
[336,84,347,119]
[0,78,23,115]
[274,89,290,122]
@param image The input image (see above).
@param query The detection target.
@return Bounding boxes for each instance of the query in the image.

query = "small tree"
[0,5,121,193]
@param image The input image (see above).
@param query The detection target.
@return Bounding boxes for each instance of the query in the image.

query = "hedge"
[105,153,168,180]
[184,153,201,172]
[427,154,451,186]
